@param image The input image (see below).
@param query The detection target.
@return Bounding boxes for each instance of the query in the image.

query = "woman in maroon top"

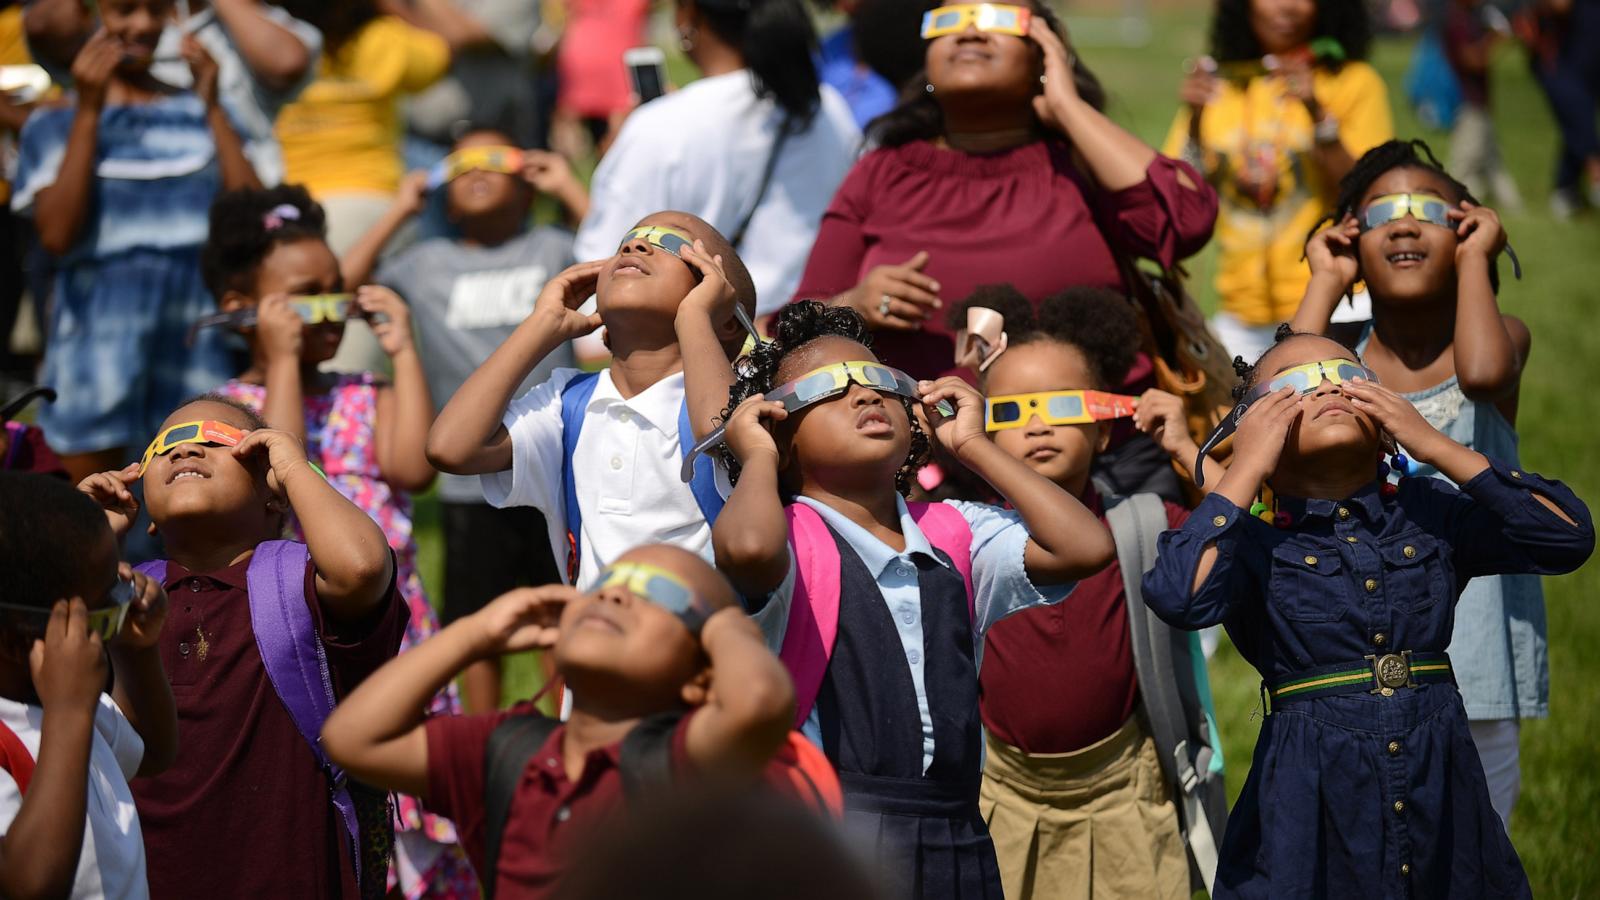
[792,0,1218,381]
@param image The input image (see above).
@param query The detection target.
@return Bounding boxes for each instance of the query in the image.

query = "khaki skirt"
[979,716,1189,900]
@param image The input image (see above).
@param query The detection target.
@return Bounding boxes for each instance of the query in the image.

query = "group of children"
[0,121,1594,900]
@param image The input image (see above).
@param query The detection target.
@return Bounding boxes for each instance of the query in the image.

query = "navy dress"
[1142,460,1593,899]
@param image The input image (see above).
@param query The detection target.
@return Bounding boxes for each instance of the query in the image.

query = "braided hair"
[946,284,1141,390]
[1230,323,1307,402]
[718,301,931,496]
[1308,138,1501,294]
[200,185,330,301]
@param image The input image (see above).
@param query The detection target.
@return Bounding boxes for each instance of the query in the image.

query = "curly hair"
[718,301,931,497]
[865,0,1106,147]
[1209,0,1372,64]
[1229,322,1349,402]
[1307,138,1501,294]
[200,185,330,301]
[946,284,1142,389]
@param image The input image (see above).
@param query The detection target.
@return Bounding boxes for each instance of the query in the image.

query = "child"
[10,0,261,482]
[944,286,1225,900]
[196,185,474,897]
[319,543,796,897]
[1441,0,1523,211]
[1142,328,1593,898]
[0,471,176,899]
[711,301,1115,899]
[80,395,406,899]
[428,211,756,589]
[344,128,585,714]
[1291,139,1538,828]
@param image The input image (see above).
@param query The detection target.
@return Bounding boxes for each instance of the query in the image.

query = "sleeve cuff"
[1190,492,1247,536]
[1461,456,1555,501]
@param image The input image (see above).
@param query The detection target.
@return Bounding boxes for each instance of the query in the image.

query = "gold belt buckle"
[1366,651,1415,696]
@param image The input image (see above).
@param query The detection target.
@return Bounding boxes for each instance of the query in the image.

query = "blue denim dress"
[1142,460,1593,898]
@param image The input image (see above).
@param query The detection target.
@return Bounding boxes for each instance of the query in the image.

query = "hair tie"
[954,307,1009,372]
[262,204,302,232]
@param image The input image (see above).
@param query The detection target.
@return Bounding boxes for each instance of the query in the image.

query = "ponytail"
[695,0,822,124]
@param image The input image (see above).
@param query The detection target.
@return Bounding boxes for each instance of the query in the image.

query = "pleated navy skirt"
[840,772,1004,900]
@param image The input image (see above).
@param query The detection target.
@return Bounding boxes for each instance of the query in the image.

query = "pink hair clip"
[262,204,302,232]
[954,307,1009,373]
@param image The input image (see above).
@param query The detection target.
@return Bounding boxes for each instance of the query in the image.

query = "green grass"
[411,6,1600,894]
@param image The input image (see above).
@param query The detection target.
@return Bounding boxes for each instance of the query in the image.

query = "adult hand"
[117,566,169,651]
[355,285,414,358]
[722,394,786,469]
[30,598,108,714]
[1029,17,1081,133]
[1304,214,1362,291]
[72,29,121,111]
[182,34,220,108]
[1229,387,1300,484]
[255,293,305,364]
[917,376,986,461]
[531,260,606,339]
[1449,200,1508,264]
[837,251,941,331]
[472,585,574,656]
[78,464,142,538]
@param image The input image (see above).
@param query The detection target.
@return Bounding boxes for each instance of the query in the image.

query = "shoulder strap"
[618,710,688,798]
[729,114,797,250]
[676,399,725,526]
[0,719,34,795]
[244,540,369,890]
[907,501,974,623]
[1109,495,1222,893]
[559,372,602,583]
[482,712,561,900]
[779,503,842,729]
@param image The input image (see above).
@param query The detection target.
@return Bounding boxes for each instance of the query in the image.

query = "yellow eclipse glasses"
[921,3,1031,39]
[188,293,367,344]
[427,145,524,188]
[1358,193,1454,231]
[593,561,712,635]
[0,575,136,642]
[1245,358,1379,403]
[138,419,246,475]
[621,225,695,257]
[985,390,1138,431]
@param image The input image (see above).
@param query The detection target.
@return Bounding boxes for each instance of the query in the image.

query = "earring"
[1039,74,1047,85]
[924,82,935,94]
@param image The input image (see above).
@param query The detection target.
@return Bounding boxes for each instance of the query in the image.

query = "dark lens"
[859,364,896,389]
[932,10,962,28]
[1361,200,1396,230]
[1267,370,1311,394]
[793,371,841,404]
[164,423,200,446]
[643,575,692,615]
[990,400,1021,423]
[1418,198,1450,227]
[1333,363,1364,382]
[1046,394,1085,420]
[657,233,690,257]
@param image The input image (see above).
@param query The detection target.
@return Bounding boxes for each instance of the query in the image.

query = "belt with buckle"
[1265,651,1453,705]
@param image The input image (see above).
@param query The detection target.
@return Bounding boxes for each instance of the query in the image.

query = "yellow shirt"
[275,17,449,196]
[1164,61,1392,325]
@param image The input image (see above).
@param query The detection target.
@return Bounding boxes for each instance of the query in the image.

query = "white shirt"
[482,368,727,588]
[575,71,862,316]
[0,694,148,899]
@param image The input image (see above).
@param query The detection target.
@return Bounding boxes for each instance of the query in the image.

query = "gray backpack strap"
[1109,494,1223,895]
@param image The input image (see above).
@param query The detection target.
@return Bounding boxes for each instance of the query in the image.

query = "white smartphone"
[0,65,50,103]
[623,46,668,104]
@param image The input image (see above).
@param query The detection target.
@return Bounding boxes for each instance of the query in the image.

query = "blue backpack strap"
[677,400,724,525]
[244,540,369,890]
[559,373,602,583]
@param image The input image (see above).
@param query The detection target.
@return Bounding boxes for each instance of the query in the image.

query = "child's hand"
[395,170,430,217]
[917,376,986,460]
[723,394,786,467]
[472,585,574,656]
[1342,378,1447,464]
[117,565,168,651]
[78,464,142,538]
[1133,389,1199,458]
[72,29,121,110]
[522,149,578,196]
[1229,387,1300,482]
[531,260,606,339]
[1450,200,1508,264]
[1305,215,1362,290]
[182,34,220,108]
[677,239,738,327]
[30,598,108,715]
[356,285,414,358]
[232,427,312,495]
[255,293,305,364]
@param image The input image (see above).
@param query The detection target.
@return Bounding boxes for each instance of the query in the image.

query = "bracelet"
[1313,116,1341,146]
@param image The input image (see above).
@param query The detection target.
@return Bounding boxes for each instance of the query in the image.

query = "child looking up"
[345,128,585,714]
[81,396,406,899]
[947,286,1225,900]
[712,301,1114,899]
[0,472,175,900]
[1142,328,1592,899]
[428,212,756,589]
[10,0,261,482]
[1291,138,1537,827]
[320,543,796,898]
[198,185,473,897]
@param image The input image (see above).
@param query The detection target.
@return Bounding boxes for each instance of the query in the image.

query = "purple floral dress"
[219,374,479,898]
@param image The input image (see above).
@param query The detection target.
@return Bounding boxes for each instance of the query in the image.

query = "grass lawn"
[411,5,1600,894]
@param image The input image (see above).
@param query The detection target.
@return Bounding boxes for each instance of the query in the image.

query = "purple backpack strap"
[134,559,168,582]
[244,540,365,887]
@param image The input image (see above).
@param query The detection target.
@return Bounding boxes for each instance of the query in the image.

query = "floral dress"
[218,374,479,899]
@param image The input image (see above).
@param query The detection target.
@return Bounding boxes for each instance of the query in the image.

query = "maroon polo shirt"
[979,491,1189,754]
[130,551,405,900]
[424,705,697,899]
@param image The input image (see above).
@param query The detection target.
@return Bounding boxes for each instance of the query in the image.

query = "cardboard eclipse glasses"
[426,145,524,189]
[985,390,1138,432]
[1356,192,1523,279]
[137,419,246,475]
[1193,358,1379,485]
[0,575,135,642]
[593,561,714,636]
[619,225,761,344]
[188,294,387,344]
[921,3,1031,38]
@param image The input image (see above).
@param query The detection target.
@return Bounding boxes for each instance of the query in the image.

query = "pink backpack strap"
[780,504,842,729]
[908,501,975,624]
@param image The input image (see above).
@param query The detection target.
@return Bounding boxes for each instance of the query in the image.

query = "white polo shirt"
[0,694,148,899]
[482,368,726,588]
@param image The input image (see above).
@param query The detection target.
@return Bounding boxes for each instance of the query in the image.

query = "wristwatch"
[1313,115,1341,146]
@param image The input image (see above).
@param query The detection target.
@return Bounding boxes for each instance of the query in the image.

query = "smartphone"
[624,46,667,104]
[0,65,50,103]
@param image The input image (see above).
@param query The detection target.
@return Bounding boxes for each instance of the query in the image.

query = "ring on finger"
[878,294,893,317]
